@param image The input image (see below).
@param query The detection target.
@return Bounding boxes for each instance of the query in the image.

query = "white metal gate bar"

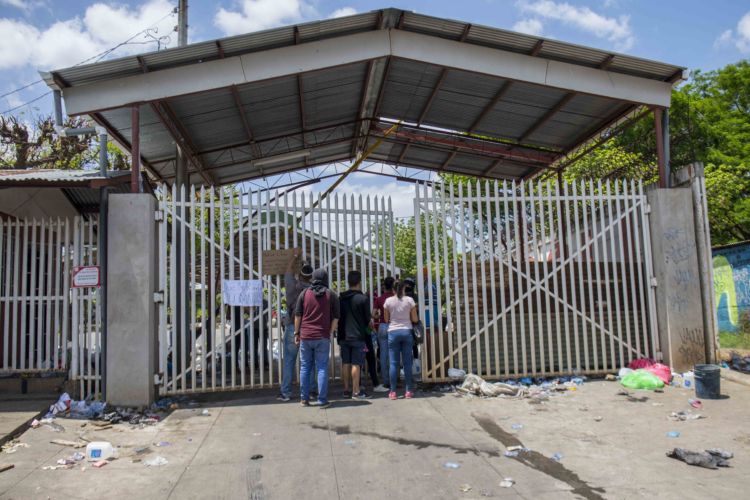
[0,216,100,397]
[415,178,659,382]
[157,185,396,395]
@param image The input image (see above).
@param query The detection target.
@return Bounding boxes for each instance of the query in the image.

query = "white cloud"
[513,18,544,36]
[214,0,315,36]
[329,7,357,19]
[715,11,750,53]
[516,0,634,51]
[0,0,176,70]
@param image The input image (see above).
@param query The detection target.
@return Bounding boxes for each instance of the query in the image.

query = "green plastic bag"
[620,369,665,390]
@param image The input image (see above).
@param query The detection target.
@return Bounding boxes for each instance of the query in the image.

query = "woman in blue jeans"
[383,281,418,400]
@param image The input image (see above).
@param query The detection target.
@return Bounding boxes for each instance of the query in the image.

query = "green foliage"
[374,217,456,279]
[576,60,750,246]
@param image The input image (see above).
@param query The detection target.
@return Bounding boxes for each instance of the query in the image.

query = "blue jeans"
[388,329,414,392]
[300,338,330,404]
[281,322,317,397]
[377,324,390,387]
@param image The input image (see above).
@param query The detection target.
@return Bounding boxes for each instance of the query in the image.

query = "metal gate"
[414,179,659,382]
[0,216,101,396]
[157,185,396,395]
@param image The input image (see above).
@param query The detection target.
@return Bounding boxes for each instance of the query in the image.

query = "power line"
[1,7,177,116]
[1,91,51,115]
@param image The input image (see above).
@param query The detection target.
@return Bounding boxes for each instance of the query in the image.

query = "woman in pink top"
[383,281,418,400]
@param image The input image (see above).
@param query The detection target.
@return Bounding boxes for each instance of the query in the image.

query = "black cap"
[300,263,313,277]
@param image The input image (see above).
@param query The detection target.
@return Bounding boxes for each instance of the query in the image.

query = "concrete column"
[647,188,706,372]
[106,194,157,406]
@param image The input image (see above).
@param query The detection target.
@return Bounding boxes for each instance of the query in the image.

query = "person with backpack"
[337,270,372,400]
[294,268,339,408]
[383,280,418,400]
[278,256,315,402]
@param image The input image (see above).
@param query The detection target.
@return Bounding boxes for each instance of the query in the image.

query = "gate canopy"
[42,8,685,186]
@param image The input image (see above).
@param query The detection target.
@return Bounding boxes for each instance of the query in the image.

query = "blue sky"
[1,1,748,213]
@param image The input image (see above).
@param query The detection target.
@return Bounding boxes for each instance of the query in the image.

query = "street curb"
[720,368,750,388]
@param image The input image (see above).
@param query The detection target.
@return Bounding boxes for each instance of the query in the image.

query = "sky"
[1,0,749,216]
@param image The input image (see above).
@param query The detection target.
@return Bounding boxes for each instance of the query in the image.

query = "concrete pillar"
[106,194,157,406]
[647,188,706,372]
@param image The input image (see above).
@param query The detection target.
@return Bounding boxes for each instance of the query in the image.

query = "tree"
[0,114,130,170]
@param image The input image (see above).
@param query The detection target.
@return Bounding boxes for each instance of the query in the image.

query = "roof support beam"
[468,81,513,133]
[61,29,673,115]
[89,112,163,182]
[481,159,503,176]
[230,84,261,158]
[418,69,448,126]
[440,150,457,171]
[151,101,214,185]
[517,92,576,143]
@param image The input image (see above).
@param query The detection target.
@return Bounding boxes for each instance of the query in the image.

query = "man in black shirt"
[337,270,371,400]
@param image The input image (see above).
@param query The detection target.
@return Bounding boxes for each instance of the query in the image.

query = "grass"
[719,331,750,349]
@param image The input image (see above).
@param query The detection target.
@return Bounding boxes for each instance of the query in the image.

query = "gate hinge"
[154,373,162,385]
[650,277,658,287]
[153,291,165,303]
[154,210,164,221]
[643,204,651,214]
[655,351,664,361]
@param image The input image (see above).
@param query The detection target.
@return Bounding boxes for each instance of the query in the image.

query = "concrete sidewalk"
[1,380,748,499]
[0,397,50,448]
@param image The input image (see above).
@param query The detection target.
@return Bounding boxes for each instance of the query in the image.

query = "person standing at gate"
[372,277,395,393]
[384,280,418,400]
[277,256,315,402]
[294,268,339,408]
[338,270,372,400]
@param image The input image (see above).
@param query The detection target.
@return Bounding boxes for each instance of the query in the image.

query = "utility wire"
[1,7,176,116]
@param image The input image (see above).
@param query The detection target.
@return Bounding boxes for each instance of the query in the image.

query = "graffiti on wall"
[713,241,750,334]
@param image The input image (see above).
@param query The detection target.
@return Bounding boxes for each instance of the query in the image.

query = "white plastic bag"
[447,368,467,380]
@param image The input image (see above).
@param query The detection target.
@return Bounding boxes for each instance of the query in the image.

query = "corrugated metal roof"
[0,169,129,183]
[47,8,683,88]
[42,8,684,186]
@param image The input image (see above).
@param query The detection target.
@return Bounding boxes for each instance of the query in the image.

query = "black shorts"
[340,341,366,365]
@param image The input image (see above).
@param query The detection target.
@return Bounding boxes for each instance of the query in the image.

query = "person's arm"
[330,292,340,337]
[383,301,390,323]
[293,291,306,345]
[410,306,418,324]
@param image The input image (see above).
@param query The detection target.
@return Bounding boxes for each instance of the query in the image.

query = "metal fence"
[0,216,101,397]
[156,185,396,395]
[414,179,659,382]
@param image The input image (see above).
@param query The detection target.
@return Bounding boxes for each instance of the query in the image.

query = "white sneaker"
[373,384,389,393]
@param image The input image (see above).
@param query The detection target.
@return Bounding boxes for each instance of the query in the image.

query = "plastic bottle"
[86,441,116,461]
[683,372,694,389]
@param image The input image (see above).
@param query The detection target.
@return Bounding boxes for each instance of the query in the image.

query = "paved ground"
[1,379,748,499]
[0,398,47,447]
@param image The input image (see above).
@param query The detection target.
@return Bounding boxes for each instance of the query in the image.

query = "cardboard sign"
[262,248,301,275]
[72,266,100,288]
[222,279,263,307]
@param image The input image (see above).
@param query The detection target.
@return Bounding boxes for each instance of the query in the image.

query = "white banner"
[222,279,263,307]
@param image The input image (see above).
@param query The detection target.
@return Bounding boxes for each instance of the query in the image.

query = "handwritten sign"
[72,266,100,288]
[262,248,301,275]
[222,280,263,306]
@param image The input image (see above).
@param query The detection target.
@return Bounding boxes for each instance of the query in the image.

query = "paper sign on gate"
[262,248,301,275]
[222,279,263,307]
[72,266,100,288]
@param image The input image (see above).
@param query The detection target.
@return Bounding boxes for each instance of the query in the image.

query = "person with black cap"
[294,268,340,408]
[277,253,314,402]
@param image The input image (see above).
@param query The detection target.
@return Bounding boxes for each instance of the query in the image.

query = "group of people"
[278,255,418,408]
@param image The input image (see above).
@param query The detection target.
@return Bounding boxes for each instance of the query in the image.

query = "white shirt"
[384,296,416,332]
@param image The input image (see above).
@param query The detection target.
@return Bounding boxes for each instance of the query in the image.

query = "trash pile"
[39,393,195,428]
[667,448,733,469]
[728,351,750,374]
[451,371,585,400]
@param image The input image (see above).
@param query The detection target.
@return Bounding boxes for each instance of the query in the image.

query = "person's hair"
[383,276,395,291]
[347,270,362,288]
[396,280,407,299]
